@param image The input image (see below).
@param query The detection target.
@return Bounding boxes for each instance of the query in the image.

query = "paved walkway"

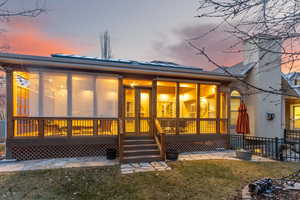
[0,156,118,173]
[0,150,274,174]
[121,161,171,174]
[179,150,274,162]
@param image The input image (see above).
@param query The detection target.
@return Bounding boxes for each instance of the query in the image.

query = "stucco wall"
[230,38,283,138]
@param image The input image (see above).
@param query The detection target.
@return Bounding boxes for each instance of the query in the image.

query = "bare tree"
[192,0,300,97]
[0,0,45,20]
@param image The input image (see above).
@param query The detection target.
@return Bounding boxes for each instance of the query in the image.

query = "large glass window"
[43,73,67,117]
[96,76,118,117]
[13,72,39,116]
[200,85,217,118]
[157,81,177,118]
[179,83,197,118]
[292,105,300,129]
[230,90,241,127]
[72,75,94,117]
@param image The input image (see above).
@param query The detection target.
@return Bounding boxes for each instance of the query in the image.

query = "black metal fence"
[229,131,300,162]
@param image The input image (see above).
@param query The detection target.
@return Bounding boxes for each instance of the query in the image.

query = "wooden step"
[124,149,160,157]
[124,139,155,145]
[124,136,153,140]
[123,144,158,151]
[122,155,161,164]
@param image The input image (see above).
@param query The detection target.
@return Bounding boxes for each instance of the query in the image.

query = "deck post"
[176,82,179,135]
[216,85,220,134]
[5,68,14,159]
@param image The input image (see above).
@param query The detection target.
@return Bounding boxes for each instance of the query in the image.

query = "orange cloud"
[0,18,86,56]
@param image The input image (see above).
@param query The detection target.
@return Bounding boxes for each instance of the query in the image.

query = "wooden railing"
[118,119,124,161]
[154,119,166,160]
[13,117,119,137]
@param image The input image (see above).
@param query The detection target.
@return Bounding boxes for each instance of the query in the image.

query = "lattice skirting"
[10,143,118,160]
[167,141,228,153]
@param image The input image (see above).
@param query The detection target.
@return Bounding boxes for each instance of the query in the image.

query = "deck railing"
[156,118,227,134]
[154,119,166,160]
[284,129,300,143]
[13,117,119,137]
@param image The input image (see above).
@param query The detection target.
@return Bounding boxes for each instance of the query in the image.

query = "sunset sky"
[0,0,249,71]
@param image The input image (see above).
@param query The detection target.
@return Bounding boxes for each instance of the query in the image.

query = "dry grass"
[0,160,299,200]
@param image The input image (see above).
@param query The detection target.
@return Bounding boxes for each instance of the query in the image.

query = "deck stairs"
[121,135,161,163]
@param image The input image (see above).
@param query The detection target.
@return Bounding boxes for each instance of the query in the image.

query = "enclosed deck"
[2,53,234,161]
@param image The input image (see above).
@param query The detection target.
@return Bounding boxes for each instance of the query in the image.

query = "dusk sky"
[1,0,243,71]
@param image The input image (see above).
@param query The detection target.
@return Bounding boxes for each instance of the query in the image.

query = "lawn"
[0,160,299,200]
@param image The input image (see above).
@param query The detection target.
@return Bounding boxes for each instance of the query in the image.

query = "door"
[124,87,152,135]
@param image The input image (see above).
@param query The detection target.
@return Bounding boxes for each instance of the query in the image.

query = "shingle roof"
[212,62,255,75]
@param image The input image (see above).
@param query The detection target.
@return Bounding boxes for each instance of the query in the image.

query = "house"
[1,36,299,162]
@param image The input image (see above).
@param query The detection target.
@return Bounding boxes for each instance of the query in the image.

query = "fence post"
[283,129,286,144]
[275,137,279,160]
[242,134,245,149]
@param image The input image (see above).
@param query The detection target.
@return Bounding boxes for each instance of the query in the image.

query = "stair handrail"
[118,119,124,161]
[154,119,166,160]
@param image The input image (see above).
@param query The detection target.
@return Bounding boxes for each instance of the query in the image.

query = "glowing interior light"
[159,94,169,101]
[141,92,149,100]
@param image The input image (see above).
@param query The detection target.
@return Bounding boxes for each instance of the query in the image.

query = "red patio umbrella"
[236,102,250,134]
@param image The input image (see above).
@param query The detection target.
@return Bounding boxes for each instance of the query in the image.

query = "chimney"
[243,35,283,137]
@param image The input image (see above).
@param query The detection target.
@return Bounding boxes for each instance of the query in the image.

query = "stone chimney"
[243,35,283,138]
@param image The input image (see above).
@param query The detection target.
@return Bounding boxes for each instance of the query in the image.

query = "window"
[179,83,197,118]
[230,90,241,127]
[43,73,67,117]
[157,81,177,118]
[13,72,39,116]
[96,76,118,117]
[13,71,119,118]
[72,75,94,117]
[291,105,300,129]
[200,85,217,118]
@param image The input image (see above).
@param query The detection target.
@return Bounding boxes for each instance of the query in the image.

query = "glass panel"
[140,90,150,117]
[230,98,240,111]
[13,72,39,116]
[231,90,241,97]
[123,79,152,87]
[96,76,118,117]
[43,73,67,117]
[293,106,300,129]
[200,85,217,118]
[125,89,135,117]
[125,119,135,132]
[140,119,150,133]
[220,92,228,119]
[199,120,216,133]
[157,81,176,118]
[230,111,238,126]
[179,83,197,118]
[72,75,94,117]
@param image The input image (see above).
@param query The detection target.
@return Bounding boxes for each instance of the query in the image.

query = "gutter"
[0,53,244,81]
